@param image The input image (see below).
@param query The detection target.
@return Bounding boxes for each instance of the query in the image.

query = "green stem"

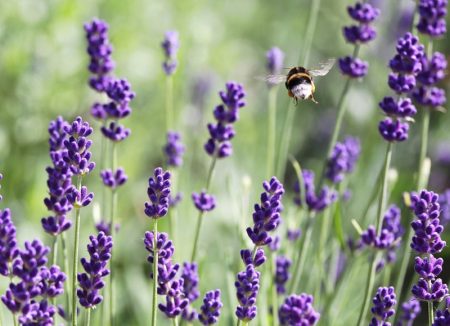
[110,142,117,326]
[269,252,277,326]
[87,308,92,326]
[315,205,332,306]
[61,232,71,318]
[166,75,174,131]
[52,235,58,266]
[172,317,179,326]
[190,157,217,262]
[357,142,392,326]
[276,0,321,178]
[72,175,83,326]
[152,219,159,326]
[12,314,17,326]
[428,300,434,325]
[288,214,314,294]
[266,87,277,178]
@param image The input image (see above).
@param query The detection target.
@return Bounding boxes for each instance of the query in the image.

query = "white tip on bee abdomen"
[291,84,313,100]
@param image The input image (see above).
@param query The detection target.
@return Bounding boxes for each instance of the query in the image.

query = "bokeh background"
[0,0,449,325]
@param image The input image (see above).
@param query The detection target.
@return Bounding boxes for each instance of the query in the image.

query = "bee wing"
[256,74,286,85]
[308,58,336,77]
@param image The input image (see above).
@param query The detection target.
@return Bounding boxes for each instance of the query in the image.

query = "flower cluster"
[100,168,128,190]
[144,168,171,219]
[1,236,66,325]
[434,309,450,325]
[204,82,246,158]
[84,18,115,92]
[370,286,396,326]
[439,189,450,225]
[240,248,266,267]
[278,293,320,325]
[246,177,284,246]
[198,290,223,325]
[0,208,19,276]
[77,232,113,308]
[410,190,448,302]
[235,264,260,322]
[325,136,361,184]
[397,297,421,326]
[360,205,404,271]
[266,47,285,87]
[41,117,74,236]
[293,170,337,212]
[287,228,301,242]
[417,0,447,37]
[181,262,200,322]
[192,191,216,212]
[274,255,291,294]
[161,31,180,75]
[163,131,185,167]
[339,2,380,78]
[379,33,425,142]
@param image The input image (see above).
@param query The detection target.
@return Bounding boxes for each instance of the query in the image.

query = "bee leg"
[310,94,318,104]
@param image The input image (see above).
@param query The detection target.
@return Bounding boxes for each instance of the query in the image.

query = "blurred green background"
[0,0,449,325]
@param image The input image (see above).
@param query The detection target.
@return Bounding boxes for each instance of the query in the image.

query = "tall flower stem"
[393,40,433,304]
[72,175,83,326]
[61,232,71,317]
[152,219,159,326]
[315,204,333,306]
[172,317,179,326]
[109,142,117,326]
[276,0,321,178]
[357,142,392,326]
[266,87,278,178]
[190,157,217,262]
[428,295,434,325]
[166,76,174,132]
[269,252,277,326]
[87,308,92,326]
[52,235,58,266]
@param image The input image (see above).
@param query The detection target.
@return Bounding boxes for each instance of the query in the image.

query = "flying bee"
[263,58,336,104]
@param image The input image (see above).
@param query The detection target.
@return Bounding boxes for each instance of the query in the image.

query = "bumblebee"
[264,58,335,104]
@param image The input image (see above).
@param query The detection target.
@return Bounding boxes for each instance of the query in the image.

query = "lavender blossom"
[396,297,421,326]
[235,264,260,322]
[161,31,179,75]
[163,131,185,167]
[181,262,199,322]
[246,177,284,246]
[268,235,281,252]
[240,248,266,267]
[439,189,450,225]
[84,18,115,92]
[192,192,216,212]
[278,293,320,325]
[287,228,301,242]
[100,168,128,189]
[417,0,448,37]
[434,310,450,325]
[95,220,119,236]
[199,290,223,325]
[293,170,337,212]
[204,82,246,158]
[339,2,380,77]
[266,47,284,87]
[325,136,361,183]
[412,254,448,301]
[370,286,396,325]
[19,300,56,326]
[0,208,19,276]
[144,167,171,219]
[274,255,291,294]
[158,279,189,318]
[77,232,112,308]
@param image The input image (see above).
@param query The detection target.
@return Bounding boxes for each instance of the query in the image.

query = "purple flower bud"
[370,286,396,325]
[13,240,50,283]
[378,118,409,142]
[240,248,266,267]
[412,277,448,301]
[95,220,119,236]
[343,25,377,43]
[287,228,301,242]
[412,85,446,107]
[347,2,380,23]
[434,309,450,325]
[0,208,19,276]
[169,192,183,208]
[397,297,421,326]
[19,299,56,326]
[158,279,189,318]
[414,254,443,280]
[192,192,216,212]
[41,266,67,298]
[181,263,200,303]
[101,121,131,142]
[199,290,223,325]
[339,56,368,78]
[379,97,417,118]
[161,31,179,75]
[279,293,320,325]
[163,131,185,167]
[41,216,72,236]
[67,186,94,208]
[144,168,171,219]
[235,264,260,322]
[77,232,113,308]
[439,189,450,226]
[326,136,361,184]
[417,0,448,37]
[268,236,281,252]
[266,47,285,84]
[274,256,291,295]
[100,168,128,189]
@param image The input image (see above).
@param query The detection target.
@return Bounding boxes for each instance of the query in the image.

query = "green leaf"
[333,201,345,250]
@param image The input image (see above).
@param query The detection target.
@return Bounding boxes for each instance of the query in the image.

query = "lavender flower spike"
[163,131,185,167]
[275,255,291,294]
[161,31,179,75]
[266,47,284,87]
[192,191,216,212]
[397,297,421,326]
[417,0,448,37]
[370,286,396,325]
[144,167,171,219]
[199,290,223,325]
[278,293,320,325]
[77,232,113,308]
[0,208,19,276]
[235,264,260,322]
[325,136,361,184]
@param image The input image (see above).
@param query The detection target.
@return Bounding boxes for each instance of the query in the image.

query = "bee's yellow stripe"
[287,72,311,85]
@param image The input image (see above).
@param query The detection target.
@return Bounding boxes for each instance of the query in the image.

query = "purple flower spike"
[101,121,131,142]
[268,235,281,252]
[19,300,56,326]
[95,220,119,236]
[67,186,94,208]
[275,255,291,295]
[181,263,200,303]
[63,117,96,176]
[0,208,19,276]
[158,279,189,318]
[434,310,450,325]
[246,177,284,246]
[278,293,320,325]
[397,297,421,326]
[417,52,447,85]
[266,47,284,86]
[100,168,128,189]
[192,191,216,212]
[161,31,179,75]
[235,264,260,322]
[84,18,115,92]
[13,240,50,283]
[417,0,448,37]
[370,286,396,325]
[199,290,223,325]
[439,189,450,226]
[77,232,113,308]
[410,190,446,254]
[164,131,185,167]
[287,228,301,242]
[326,136,361,184]
[240,248,266,267]
[144,168,171,219]
[412,277,448,301]
[348,2,380,23]
[41,266,67,298]
[204,82,246,158]
[379,97,417,118]
[41,216,72,236]
[343,24,377,43]
[339,56,369,78]
[414,254,443,280]
[378,118,409,142]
